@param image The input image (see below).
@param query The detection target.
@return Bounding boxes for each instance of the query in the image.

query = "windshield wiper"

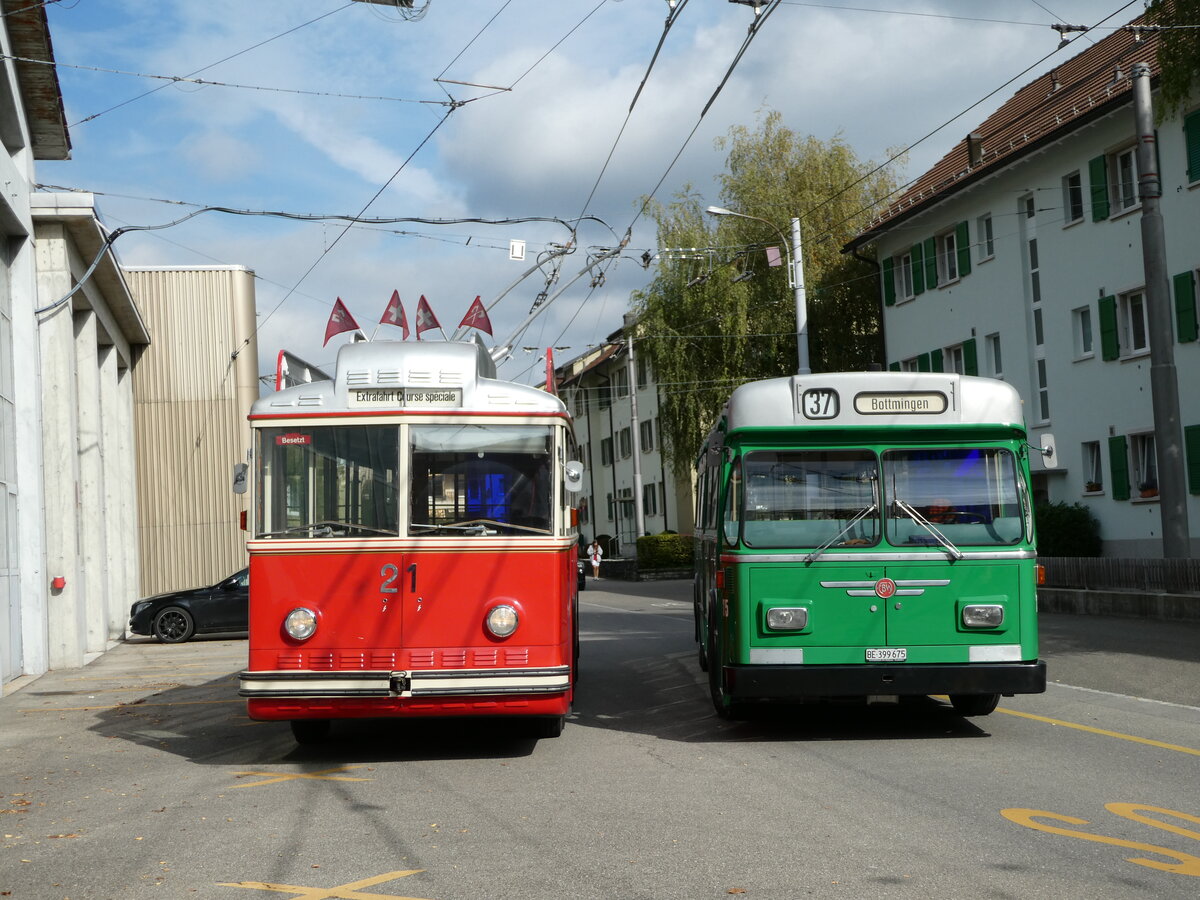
[258,521,396,538]
[804,503,878,564]
[892,499,964,560]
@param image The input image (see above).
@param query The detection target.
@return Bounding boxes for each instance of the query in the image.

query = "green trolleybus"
[694,371,1048,719]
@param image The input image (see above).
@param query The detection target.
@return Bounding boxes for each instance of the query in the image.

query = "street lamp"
[705,205,810,375]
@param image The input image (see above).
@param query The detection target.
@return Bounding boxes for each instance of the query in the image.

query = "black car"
[128,568,249,643]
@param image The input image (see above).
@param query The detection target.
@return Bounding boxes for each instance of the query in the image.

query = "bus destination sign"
[347,387,463,408]
[853,391,948,415]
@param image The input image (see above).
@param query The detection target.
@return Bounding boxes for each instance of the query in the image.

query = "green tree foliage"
[1148,0,1200,119]
[1034,501,1103,557]
[632,111,903,475]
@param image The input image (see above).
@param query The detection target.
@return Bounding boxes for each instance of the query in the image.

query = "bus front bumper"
[239,666,571,699]
[723,660,1047,699]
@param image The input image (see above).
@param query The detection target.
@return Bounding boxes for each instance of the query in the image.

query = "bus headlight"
[962,604,1004,628]
[766,607,808,630]
[284,607,318,640]
[486,604,519,638]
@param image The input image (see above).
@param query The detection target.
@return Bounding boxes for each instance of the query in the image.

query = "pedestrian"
[587,537,603,579]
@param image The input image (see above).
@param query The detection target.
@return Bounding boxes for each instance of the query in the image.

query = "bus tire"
[697,641,708,672]
[532,715,565,738]
[290,719,331,744]
[152,606,194,643]
[707,625,744,720]
[949,693,1000,716]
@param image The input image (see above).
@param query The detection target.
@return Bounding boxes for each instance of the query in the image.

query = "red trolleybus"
[239,340,584,743]
[695,371,1048,719]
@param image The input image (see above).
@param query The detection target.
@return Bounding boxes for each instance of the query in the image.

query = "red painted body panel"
[245,544,577,720]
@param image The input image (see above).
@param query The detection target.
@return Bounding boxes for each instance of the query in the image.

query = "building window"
[605,492,614,521]
[619,427,631,459]
[937,229,959,283]
[1131,432,1158,497]
[1185,109,1200,184]
[1063,170,1084,223]
[1112,146,1139,212]
[636,354,649,390]
[598,380,612,410]
[897,250,914,300]
[639,419,654,453]
[643,482,658,517]
[1072,307,1094,359]
[944,344,965,375]
[986,333,1002,378]
[1082,441,1102,493]
[612,367,629,399]
[1036,358,1050,422]
[976,213,994,261]
[601,437,613,466]
[573,388,586,417]
[1120,289,1149,355]
[901,357,920,372]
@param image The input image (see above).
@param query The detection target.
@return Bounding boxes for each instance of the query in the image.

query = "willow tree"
[633,111,903,475]
[1147,0,1200,119]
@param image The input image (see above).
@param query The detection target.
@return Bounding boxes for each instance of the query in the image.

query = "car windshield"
[409,424,554,535]
[736,450,879,549]
[883,447,1023,547]
[257,425,399,538]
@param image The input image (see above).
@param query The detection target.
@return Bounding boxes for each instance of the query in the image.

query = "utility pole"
[1132,62,1191,557]
[791,216,811,375]
[626,321,646,539]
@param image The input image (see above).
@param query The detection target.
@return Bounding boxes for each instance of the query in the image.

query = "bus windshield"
[257,425,400,538]
[883,447,1023,546]
[410,424,553,535]
[739,450,879,549]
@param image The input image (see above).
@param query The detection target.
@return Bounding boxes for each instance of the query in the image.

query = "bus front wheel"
[949,693,1000,716]
[707,628,745,720]
[290,719,331,744]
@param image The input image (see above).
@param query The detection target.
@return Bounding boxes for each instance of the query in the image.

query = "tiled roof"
[847,17,1159,249]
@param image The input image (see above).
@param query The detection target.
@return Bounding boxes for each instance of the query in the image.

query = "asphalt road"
[2,579,1199,899]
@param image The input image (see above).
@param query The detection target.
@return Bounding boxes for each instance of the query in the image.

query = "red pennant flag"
[323,297,361,346]
[415,295,441,340]
[457,295,493,336]
[381,289,410,339]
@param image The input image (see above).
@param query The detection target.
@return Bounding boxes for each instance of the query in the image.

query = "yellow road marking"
[995,706,1200,757]
[232,765,372,788]
[26,698,243,712]
[218,868,428,898]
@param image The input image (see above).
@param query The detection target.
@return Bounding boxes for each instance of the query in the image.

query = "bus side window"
[722,460,742,545]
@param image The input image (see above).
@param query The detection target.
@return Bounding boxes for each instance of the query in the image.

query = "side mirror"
[1039,433,1056,467]
[564,460,585,493]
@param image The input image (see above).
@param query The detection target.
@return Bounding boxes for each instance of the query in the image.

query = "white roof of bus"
[251,340,567,416]
[723,372,1026,433]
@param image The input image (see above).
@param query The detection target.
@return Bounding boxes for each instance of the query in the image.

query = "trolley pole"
[1132,63,1191,557]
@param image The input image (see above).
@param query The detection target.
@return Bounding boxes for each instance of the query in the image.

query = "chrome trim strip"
[240,666,571,699]
[724,550,1035,563]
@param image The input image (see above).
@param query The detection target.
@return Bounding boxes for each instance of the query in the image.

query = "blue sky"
[37,0,1131,384]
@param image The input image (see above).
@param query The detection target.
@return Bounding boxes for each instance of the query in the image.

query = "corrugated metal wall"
[127,267,258,596]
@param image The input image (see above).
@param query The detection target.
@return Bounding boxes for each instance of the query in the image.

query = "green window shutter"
[889,361,900,372]
[1099,295,1119,360]
[917,352,931,372]
[1186,110,1200,183]
[911,243,925,295]
[1173,270,1197,342]
[923,237,938,289]
[955,221,971,277]
[882,256,896,307]
[963,338,978,376]
[1089,155,1110,220]
[929,348,944,372]
[1186,425,1200,494]
[1109,435,1130,501]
